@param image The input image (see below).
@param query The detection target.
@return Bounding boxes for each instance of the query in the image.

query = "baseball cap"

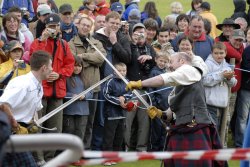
[7,40,24,52]
[37,4,52,16]
[128,9,141,21]
[232,29,245,40]
[44,13,61,25]
[110,2,123,12]
[59,4,73,14]
[132,23,145,32]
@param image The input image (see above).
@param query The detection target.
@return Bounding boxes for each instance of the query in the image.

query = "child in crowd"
[148,51,172,151]
[0,40,30,91]
[102,62,133,166]
[151,26,174,54]
[63,56,93,140]
[203,42,237,132]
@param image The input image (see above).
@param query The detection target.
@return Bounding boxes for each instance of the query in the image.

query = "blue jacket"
[171,33,214,60]
[122,2,139,21]
[148,66,172,110]
[103,77,133,119]
[64,74,93,116]
[2,0,35,26]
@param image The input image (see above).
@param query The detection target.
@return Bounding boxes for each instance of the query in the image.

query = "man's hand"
[147,106,162,119]
[109,31,117,45]
[0,103,18,128]
[137,55,152,64]
[126,80,142,91]
[40,28,50,41]
[47,71,60,82]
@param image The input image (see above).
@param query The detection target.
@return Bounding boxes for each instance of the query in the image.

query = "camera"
[20,7,28,14]
[120,21,128,34]
[15,60,24,64]
[47,28,56,37]
[137,33,144,40]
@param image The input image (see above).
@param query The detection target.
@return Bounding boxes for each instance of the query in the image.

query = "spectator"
[234,33,250,148]
[122,0,140,21]
[29,4,52,39]
[163,23,179,42]
[1,13,32,63]
[165,1,183,23]
[8,7,34,42]
[186,0,202,17]
[215,18,240,42]
[59,4,78,42]
[171,15,214,60]
[177,36,208,75]
[151,26,173,54]
[1,0,34,27]
[63,55,93,141]
[245,27,250,47]
[143,18,158,45]
[0,41,30,89]
[102,63,133,166]
[141,1,162,27]
[110,2,123,15]
[235,17,248,32]
[92,11,131,150]
[147,51,171,151]
[125,23,156,151]
[78,0,96,19]
[203,42,237,135]
[94,14,106,32]
[127,9,141,36]
[93,0,111,16]
[29,13,75,161]
[0,50,52,167]
[199,1,218,39]
[69,16,106,150]
[224,29,245,142]
[203,18,212,36]
[231,0,248,21]
[175,14,189,33]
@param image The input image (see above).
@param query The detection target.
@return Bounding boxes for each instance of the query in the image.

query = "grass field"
[59,0,238,167]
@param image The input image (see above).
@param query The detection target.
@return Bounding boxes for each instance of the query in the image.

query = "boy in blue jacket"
[102,62,133,165]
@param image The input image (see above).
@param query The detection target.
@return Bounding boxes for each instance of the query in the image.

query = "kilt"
[164,124,226,167]
[2,152,37,167]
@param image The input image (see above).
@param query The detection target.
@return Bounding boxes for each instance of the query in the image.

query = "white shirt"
[160,64,202,86]
[0,72,43,123]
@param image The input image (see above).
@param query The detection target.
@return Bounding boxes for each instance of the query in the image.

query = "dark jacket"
[127,43,156,81]
[215,33,230,42]
[231,0,248,21]
[148,66,172,110]
[64,74,93,116]
[240,45,250,91]
[103,77,133,119]
[93,29,131,78]
[170,80,213,126]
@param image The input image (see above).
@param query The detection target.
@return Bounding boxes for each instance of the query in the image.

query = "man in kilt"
[126,52,226,167]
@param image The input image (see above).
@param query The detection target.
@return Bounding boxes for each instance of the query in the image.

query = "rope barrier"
[71,148,250,166]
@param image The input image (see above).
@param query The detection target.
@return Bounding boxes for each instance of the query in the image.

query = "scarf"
[60,22,77,42]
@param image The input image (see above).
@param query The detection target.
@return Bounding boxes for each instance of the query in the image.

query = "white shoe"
[111,161,117,165]
[103,162,112,166]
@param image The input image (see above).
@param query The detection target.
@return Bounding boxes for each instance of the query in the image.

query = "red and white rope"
[71,148,250,166]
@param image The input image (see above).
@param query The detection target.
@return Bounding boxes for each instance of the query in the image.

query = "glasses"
[79,23,91,29]
[63,12,72,16]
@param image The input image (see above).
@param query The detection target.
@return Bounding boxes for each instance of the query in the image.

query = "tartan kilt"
[164,124,226,167]
[2,152,37,167]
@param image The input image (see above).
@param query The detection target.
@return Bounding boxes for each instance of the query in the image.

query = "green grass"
[61,0,237,166]
[54,0,235,23]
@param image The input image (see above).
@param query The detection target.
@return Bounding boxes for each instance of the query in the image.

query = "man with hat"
[124,22,156,152]
[223,29,245,147]
[215,18,240,42]
[59,4,77,42]
[29,13,75,161]
[29,4,52,39]
[122,0,140,21]
[110,2,123,14]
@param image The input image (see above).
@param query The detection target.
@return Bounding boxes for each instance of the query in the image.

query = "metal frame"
[4,134,83,167]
